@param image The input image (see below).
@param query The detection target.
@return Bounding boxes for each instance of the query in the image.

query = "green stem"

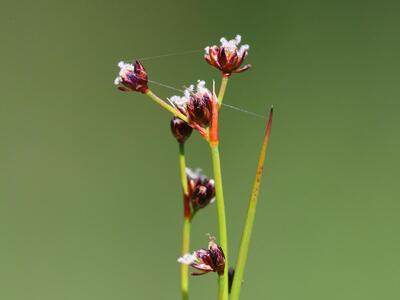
[210,144,229,300]
[218,75,229,107]
[230,108,274,300]
[179,144,189,195]
[178,143,191,300]
[146,89,189,123]
[181,218,190,300]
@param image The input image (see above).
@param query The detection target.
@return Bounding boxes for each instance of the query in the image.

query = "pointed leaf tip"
[231,100,274,299]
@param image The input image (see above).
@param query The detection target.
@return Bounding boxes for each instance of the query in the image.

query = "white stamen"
[178,253,197,265]
[196,80,207,94]
[169,82,201,111]
[169,95,188,110]
[220,36,240,50]
[235,34,242,44]
[238,44,250,56]
[210,34,249,56]
[117,61,135,74]
[115,61,136,86]
[186,167,203,179]
[183,84,194,99]
[114,77,122,85]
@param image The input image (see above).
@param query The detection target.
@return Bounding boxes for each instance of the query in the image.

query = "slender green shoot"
[210,144,229,300]
[146,89,189,122]
[230,107,274,300]
[179,143,191,300]
[218,75,229,107]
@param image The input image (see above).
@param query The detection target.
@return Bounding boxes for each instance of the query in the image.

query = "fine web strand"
[220,103,266,119]
[148,79,267,119]
[117,48,267,119]
[124,49,204,62]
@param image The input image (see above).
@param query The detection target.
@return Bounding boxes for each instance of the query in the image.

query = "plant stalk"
[210,144,229,300]
[218,75,229,107]
[179,143,191,300]
[208,76,230,300]
[230,107,274,300]
[146,89,189,123]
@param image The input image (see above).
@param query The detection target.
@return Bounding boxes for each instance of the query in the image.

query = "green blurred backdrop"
[1,0,399,299]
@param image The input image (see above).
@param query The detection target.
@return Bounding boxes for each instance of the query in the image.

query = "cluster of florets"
[114,35,251,279]
[114,35,250,93]
[186,168,215,212]
[204,35,251,76]
[114,35,251,143]
[114,61,148,93]
[169,80,214,128]
[178,236,225,276]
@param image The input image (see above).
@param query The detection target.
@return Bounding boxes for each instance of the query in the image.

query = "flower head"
[186,168,215,211]
[170,117,193,144]
[186,81,213,127]
[169,80,213,127]
[114,60,148,93]
[178,236,225,276]
[204,34,251,76]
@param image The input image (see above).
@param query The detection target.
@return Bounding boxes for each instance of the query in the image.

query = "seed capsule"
[170,117,193,144]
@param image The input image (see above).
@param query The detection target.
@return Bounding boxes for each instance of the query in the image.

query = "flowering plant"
[114,35,273,300]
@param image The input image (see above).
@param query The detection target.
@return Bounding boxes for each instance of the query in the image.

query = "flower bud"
[114,60,148,93]
[178,237,225,276]
[205,35,251,76]
[170,117,193,144]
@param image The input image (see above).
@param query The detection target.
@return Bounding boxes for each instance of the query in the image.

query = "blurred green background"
[1,0,399,299]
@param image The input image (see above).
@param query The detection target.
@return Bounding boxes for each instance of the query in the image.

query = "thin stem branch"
[181,218,190,300]
[209,80,229,300]
[179,143,191,300]
[179,144,189,196]
[230,107,274,300]
[218,75,229,107]
[146,89,189,123]
[210,144,229,300]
